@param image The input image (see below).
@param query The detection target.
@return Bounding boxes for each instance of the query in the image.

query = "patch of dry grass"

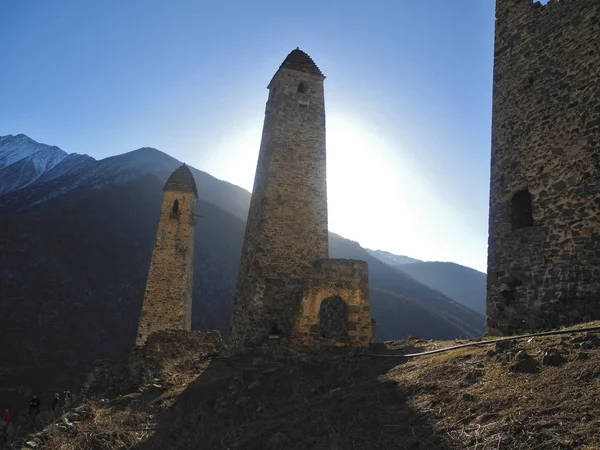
[11,323,600,450]
[37,400,153,450]
[391,331,600,449]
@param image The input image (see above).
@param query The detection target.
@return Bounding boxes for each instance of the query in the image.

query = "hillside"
[7,322,600,450]
[369,249,487,315]
[331,236,484,340]
[398,261,487,315]
[368,249,422,266]
[0,134,485,408]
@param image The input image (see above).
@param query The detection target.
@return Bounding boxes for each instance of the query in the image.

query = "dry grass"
[11,323,600,450]
[390,329,600,449]
[36,400,153,450]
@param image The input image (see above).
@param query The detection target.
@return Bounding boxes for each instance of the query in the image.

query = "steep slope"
[0,137,251,222]
[332,235,485,339]
[10,323,600,450]
[0,134,485,408]
[367,249,422,266]
[0,134,70,194]
[0,174,245,408]
[32,153,96,185]
[399,261,487,315]
[368,248,487,315]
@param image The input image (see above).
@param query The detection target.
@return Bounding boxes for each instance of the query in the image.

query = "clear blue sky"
[0,0,496,272]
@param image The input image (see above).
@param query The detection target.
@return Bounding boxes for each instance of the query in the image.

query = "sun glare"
[206,113,485,271]
[326,115,420,250]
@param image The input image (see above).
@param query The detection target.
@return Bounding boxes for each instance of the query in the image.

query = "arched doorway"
[318,295,349,339]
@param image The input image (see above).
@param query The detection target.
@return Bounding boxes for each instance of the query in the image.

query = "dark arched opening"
[319,295,349,339]
[511,189,533,230]
[172,199,179,215]
[270,324,281,335]
[297,82,306,94]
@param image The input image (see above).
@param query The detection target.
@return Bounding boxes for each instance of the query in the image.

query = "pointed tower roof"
[278,48,325,78]
[164,164,198,198]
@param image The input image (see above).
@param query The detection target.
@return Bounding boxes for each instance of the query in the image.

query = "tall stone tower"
[136,164,198,345]
[487,0,600,335]
[229,48,329,352]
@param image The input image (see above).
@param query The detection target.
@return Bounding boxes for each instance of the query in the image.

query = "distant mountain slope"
[0,133,485,405]
[369,248,487,315]
[0,138,251,222]
[367,249,422,266]
[332,236,485,339]
[398,261,487,315]
[0,134,73,194]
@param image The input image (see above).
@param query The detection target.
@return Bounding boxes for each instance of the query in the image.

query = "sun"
[326,114,418,250]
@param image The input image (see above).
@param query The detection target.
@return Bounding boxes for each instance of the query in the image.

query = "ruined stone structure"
[293,259,372,348]
[229,48,372,352]
[136,164,198,345]
[487,0,600,335]
[87,330,224,395]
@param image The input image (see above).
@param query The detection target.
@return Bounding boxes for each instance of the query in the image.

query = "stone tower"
[487,0,600,335]
[136,164,198,345]
[229,48,330,351]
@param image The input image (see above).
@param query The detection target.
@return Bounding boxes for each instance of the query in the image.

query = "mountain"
[397,261,487,315]
[0,143,251,222]
[369,247,487,315]
[0,134,485,406]
[367,249,422,266]
[0,134,86,195]
[331,237,484,340]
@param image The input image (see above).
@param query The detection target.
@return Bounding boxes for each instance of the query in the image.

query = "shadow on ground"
[133,349,449,450]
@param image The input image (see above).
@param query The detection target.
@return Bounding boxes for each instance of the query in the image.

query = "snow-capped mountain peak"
[0,134,74,194]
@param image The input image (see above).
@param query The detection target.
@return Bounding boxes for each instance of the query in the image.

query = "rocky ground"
[5,322,600,450]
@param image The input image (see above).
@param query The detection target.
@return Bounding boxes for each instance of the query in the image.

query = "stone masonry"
[293,259,372,349]
[136,164,198,345]
[229,48,373,352]
[487,0,600,335]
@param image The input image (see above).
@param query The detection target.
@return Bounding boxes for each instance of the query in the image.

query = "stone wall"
[229,50,329,352]
[85,330,224,395]
[292,259,373,349]
[136,189,196,345]
[487,0,600,335]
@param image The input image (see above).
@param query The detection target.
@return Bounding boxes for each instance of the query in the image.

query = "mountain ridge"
[368,248,487,315]
[0,133,485,407]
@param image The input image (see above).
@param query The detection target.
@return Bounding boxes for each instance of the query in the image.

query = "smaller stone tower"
[136,164,198,346]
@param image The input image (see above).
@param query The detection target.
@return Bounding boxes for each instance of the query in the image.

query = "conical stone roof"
[164,164,198,198]
[278,48,324,78]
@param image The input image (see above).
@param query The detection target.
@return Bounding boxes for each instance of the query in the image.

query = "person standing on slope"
[51,393,60,412]
[28,395,40,427]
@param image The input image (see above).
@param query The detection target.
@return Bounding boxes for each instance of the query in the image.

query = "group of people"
[28,393,62,426]
[0,392,67,444]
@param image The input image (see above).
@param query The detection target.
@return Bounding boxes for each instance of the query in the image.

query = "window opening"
[270,324,281,335]
[499,276,522,307]
[297,82,306,94]
[172,199,179,215]
[511,189,533,230]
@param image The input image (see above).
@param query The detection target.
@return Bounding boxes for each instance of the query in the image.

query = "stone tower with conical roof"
[136,164,198,345]
[230,48,339,352]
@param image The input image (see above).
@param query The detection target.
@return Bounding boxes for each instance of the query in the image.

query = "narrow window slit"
[511,189,533,230]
